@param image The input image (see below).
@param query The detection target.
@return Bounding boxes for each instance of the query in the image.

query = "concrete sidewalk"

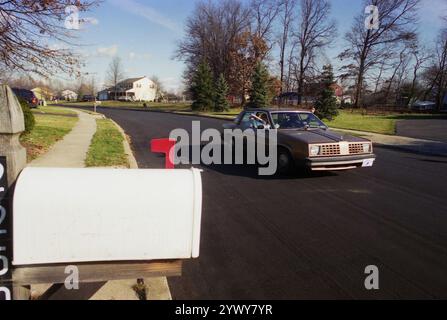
[29,110,97,167]
[334,128,447,157]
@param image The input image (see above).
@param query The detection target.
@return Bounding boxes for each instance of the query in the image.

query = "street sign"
[0,156,12,300]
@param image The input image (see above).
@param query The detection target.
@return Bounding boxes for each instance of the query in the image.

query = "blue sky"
[71,0,447,92]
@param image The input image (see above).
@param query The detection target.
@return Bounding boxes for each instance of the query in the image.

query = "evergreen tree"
[214,73,230,112]
[314,64,339,121]
[247,62,269,108]
[191,62,214,111]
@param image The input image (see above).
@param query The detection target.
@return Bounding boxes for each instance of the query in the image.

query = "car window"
[271,112,326,129]
[239,112,254,126]
[298,113,324,127]
[239,112,269,129]
[255,112,270,125]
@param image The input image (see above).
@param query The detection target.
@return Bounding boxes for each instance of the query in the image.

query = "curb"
[109,119,139,169]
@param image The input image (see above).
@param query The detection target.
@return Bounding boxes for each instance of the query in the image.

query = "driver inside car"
[249,113,271,129]
[279,113,305,129]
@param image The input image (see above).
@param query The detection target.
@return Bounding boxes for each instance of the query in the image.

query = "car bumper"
[303,154,376,171]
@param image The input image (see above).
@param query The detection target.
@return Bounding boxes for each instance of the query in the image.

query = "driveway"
[397,119,447,143]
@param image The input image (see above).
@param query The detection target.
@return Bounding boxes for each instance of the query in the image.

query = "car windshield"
[271,112,327,129]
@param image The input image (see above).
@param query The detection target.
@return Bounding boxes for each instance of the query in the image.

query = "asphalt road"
[97,107,447,299]
[397,119,447,143]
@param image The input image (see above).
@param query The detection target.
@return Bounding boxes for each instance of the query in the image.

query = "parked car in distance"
[223,109,376,174]
[411,100,436,111]
[12,88,39,108]
[81,95,95,102]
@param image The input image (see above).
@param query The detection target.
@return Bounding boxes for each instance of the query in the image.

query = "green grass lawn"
[85,119,129,168]
[20,114,78,161]
[327,111,397,135]
[32,105,78,116]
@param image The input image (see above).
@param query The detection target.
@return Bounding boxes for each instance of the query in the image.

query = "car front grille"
[316,143,370,157]
[349,143,367,154]
[320,144,341,156]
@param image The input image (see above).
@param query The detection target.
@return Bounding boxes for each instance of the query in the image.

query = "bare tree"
[250,0,281,58]
[383,45,411,102]
[408,42,431,100]
[105,57,125,101]
[176,0,251,95]
[151,76,165,101]
[90,76,98,99]
[277,0,296,93]
[0,1,99,77]
[338,0,420,108]
[430,27,447,109]
[295,0,336,104]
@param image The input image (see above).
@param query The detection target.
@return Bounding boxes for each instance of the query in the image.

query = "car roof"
[12,88,35,97]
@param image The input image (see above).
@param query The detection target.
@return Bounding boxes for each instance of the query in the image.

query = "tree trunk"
[297,50,306,105]
[354,65,364,109]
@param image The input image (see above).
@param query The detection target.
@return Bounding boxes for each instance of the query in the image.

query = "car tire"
[277,147,294,175]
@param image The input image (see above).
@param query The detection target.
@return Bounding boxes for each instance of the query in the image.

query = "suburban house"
[98,76,157,101]
[60,89,78,101]
[31,87,54,101]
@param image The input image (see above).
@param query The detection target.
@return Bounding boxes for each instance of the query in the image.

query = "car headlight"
[309,145,320,156]
[362,143,371,153]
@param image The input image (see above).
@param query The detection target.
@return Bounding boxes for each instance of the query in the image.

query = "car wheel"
[277,148,294,175]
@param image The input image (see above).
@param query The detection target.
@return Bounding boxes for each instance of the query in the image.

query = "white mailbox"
[12,167,202,265]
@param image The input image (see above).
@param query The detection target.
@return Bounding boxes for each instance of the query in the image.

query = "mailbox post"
[0,156,12,300]
[0,85,28,300]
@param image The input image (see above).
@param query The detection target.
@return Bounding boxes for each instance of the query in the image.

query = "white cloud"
[108,0,179,32]
[96,45,118,57]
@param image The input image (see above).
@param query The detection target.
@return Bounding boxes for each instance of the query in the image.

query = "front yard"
[20,110,78,161]
[326,112,397,135]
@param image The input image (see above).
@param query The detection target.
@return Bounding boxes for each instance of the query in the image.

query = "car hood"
[279,129,367,144]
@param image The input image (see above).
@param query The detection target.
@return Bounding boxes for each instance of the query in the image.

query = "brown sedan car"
[223,109,376,173]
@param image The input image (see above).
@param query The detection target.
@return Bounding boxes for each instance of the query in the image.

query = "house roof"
[117,77,146,86]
